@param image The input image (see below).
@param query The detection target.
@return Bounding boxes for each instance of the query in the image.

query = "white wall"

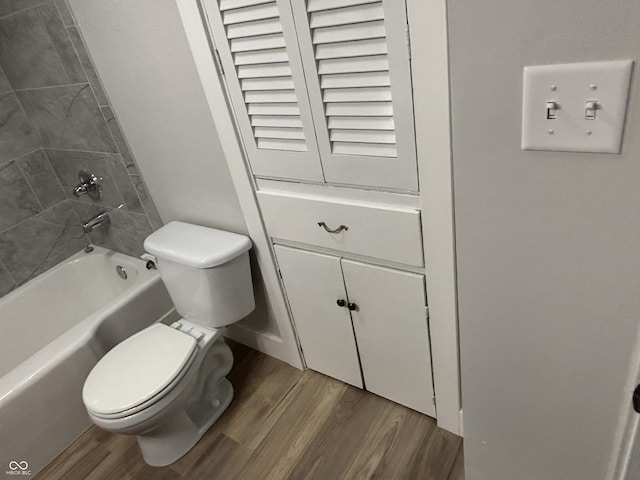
[448,1,640,479]
[68,0,287,344]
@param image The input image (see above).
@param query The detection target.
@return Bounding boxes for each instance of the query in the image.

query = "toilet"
[82,221,255,466]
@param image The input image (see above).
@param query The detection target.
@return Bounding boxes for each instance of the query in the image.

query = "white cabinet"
[257,190,424,267]
[275,245,435,416]
[202,0,418,191]
[274,247,362,388]
[179,0,461,433]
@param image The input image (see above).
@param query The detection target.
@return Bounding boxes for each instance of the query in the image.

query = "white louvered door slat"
[290,0,418,190]
[202,0,324,182]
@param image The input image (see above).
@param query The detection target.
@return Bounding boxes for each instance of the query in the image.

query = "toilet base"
[136,378,234,467]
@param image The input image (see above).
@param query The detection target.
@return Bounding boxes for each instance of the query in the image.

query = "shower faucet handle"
[73,170,102,200]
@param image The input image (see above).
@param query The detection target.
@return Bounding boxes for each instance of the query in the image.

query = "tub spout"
[82,211,110,234]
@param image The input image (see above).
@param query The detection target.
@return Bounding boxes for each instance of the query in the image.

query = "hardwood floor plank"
[341,401,414,480]
[286,386,389,480]
[417,427,463,479]
[36,437,109,480]
[128,463,182,480]
[369,404,438,479]
[237,371,347,480]
[83,435,144,480]
[449,444,465,480]
[178,433,251,480]
[218,349,303,447]
[36,346,464,480]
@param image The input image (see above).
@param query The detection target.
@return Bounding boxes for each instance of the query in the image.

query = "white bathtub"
[0,246,176,477]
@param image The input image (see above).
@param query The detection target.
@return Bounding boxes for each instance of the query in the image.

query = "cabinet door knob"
[348,302,358,311]
[318,221,348,234]
[336,299,347,307]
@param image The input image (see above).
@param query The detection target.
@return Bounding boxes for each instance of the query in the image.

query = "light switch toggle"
[546,101,558,119]
[585,100,599,120]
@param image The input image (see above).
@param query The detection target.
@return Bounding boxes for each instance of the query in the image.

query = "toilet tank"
[144,221,255,328]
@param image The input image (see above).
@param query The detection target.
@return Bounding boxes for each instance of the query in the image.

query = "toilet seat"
[83,323,198,419]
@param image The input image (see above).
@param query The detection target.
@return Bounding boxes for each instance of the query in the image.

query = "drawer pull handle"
[348,302,358,311]
[318,221,348,234]
[336,299,347,307]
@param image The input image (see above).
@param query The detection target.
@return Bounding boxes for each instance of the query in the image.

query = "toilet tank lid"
[144,221,252,268]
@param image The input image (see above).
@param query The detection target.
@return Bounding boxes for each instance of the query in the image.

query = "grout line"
[0,257,18,289]
[129,174,152,218]
[98,104,125,158]
[44,2,79,85]
[53,0,76,27]
[15,155,46,212]
[42,146,119,155]
[0,198,68,237]
[17,206,82,284]
[0,147,42,167]
[12,89,46,149]
[41,148,72,202]
[0,1,50,20]
[56,83,90,148]
[13,82,90,92]
[65,24,105,108]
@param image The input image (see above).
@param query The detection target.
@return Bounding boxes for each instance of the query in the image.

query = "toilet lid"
[83,323,197,416]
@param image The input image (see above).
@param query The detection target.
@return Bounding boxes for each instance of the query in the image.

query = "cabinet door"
[289,0,418,191]
[275,245,362,388]
[202,0,324,182]
[342,259,435,416]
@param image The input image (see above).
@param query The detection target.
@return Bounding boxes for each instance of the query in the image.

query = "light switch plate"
[522,60,633,153]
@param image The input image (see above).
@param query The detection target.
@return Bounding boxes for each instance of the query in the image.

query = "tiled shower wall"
[0,0,163,297]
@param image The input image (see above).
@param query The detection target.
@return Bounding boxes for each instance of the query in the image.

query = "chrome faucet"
[82,211,110,233]
[73,170,102,200]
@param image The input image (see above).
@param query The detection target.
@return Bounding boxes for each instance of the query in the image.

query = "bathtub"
[0,246,176,477]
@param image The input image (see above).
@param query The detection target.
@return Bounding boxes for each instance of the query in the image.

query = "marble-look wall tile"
[53,0,74,27]
[17,84,116,152]
[71,201,151,257]
[0,93,40,163]
[46,149,126,208]
[0,200,86,285]
[102,153,144,214]
[0,64,11,97]
[0,160,41,232]
[67,26,108,106]
[109,208,152,257]
[17,148,65,209]
[0,1,163,300]
[0,3,85,90]
[71,202,120,252]
[100,106,137,173]
[0,1,47,18]
[131,175,163,230]
[0,261,16,296]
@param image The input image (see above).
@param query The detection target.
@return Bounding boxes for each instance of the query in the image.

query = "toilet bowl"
[82,221,254,466]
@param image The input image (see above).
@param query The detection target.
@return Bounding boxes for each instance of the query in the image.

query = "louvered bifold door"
[202,0,325,182]
[289,0,418,191]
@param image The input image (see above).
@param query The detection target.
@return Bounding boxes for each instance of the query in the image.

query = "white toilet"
[82,221,255,466]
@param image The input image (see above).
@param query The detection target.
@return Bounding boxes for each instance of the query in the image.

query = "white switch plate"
[522,60,633,153]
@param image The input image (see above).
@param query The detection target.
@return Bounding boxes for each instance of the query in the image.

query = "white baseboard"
[225,324,303,369]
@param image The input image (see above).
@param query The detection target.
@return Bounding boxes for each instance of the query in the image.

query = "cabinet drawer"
[258,192,423,267]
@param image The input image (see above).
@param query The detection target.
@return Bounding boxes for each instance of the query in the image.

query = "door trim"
[407,0,462,435]
[608,327,640,480]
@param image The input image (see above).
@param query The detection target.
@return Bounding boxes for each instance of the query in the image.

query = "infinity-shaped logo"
[8,461,28,470]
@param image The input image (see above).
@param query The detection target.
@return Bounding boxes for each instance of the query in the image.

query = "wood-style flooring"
[37,342,464,480]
